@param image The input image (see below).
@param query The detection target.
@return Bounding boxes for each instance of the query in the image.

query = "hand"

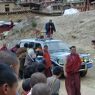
[64,72,67,78]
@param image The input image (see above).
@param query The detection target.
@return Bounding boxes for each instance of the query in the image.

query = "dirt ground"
[38,10,95,53]
[60,66,95,95]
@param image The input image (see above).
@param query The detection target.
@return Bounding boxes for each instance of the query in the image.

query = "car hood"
[51,52,89,59]
[51,52,70,59]
[50,52,70,66]
[50,52,90,66]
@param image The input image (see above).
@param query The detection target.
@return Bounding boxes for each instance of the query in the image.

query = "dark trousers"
[65,73,81,95]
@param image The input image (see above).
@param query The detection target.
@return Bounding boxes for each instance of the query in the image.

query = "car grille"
[80,64,85,69]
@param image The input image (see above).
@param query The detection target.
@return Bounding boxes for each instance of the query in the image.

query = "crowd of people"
[0,43,82,95]
[0,42,62,95]
[0,20,82,95]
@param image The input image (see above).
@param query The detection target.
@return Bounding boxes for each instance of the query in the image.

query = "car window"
[46,41,70,53]
[29,42,35,47]
[20,41,34,48]
[34,43,42,49]
[20,42,26,47]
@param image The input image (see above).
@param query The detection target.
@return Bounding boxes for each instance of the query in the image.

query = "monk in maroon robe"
[43,45,52,77]
[64,46,81,95]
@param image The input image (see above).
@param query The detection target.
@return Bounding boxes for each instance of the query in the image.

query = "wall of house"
[0,2,16,12]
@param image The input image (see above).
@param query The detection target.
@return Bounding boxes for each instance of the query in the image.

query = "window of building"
[53,6,58,10]
[5,4,9,6]
[5,7,10,12]
[5,4,10,12]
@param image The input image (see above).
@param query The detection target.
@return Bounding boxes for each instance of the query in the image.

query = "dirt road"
[60,63,95,95]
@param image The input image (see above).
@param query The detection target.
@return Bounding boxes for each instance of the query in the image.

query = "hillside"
[0,10,95,53]
[38,10,95,53]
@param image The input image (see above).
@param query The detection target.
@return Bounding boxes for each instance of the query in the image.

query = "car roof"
[20,38,62,43]
[19,38,70,50]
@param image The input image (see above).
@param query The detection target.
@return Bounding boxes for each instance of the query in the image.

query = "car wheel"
[80,70,87,77]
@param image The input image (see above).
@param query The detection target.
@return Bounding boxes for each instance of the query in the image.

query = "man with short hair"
[30,72,47,87]
[24,72,47,95]
[32,83,51,95]
[0,63,18,95]
[22,78,31,95]
[0,50,20,78]
[64,46,81,95]
[45,19,56,38]
[47,66,62,95]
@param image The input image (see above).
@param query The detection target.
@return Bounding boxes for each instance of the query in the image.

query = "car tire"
[80,70,87,77]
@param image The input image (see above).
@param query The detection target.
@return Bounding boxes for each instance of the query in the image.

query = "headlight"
[57,59,64,65]
[82,57,89,63]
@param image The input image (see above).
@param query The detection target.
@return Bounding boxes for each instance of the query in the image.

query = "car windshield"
[46,41,70,53]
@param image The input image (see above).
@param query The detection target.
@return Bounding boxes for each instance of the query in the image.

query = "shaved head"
[30,72,47,87]
[32,83,50,95]
[0,50,20,77]
[0,50,18,65]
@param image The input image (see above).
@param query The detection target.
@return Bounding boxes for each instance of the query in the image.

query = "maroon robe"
[43,51,52,77]
[65,53,81,95]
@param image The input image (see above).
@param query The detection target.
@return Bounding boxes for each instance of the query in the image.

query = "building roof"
[0,0,15,3]
[67,0,84,3]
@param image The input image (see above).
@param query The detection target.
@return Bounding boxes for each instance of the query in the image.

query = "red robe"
[43,51,52,68]
[43,51,52,77]
[66,53,81,75]
[65,53,81,95]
